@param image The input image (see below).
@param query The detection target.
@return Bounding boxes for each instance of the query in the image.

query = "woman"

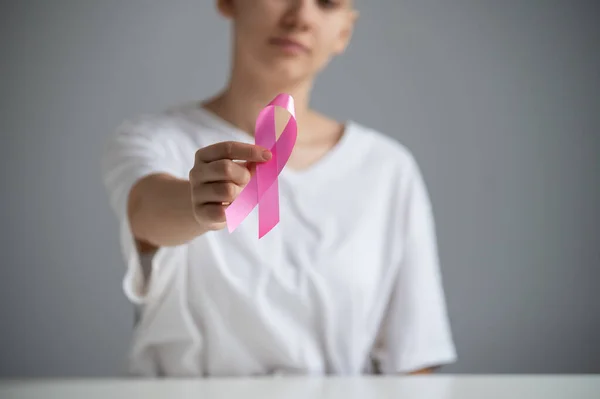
[102,0,457,377]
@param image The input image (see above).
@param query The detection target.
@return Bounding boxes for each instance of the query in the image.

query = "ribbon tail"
[258,178,279,238]
[225,177,258,233]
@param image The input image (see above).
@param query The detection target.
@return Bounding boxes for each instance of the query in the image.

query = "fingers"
[193,181,240,204]
[200,159,252,185]
[242,161,257,177]
[196,141,272,163]
[190,141,269,229]
[194,203,227,226]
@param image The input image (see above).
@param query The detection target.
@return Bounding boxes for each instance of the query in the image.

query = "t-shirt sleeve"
[372,157,457,374]
[101,116,187,304]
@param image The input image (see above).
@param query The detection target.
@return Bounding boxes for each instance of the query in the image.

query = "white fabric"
[101,102,457,377]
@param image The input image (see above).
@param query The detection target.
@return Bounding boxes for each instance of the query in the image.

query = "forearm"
[128,173,210,247]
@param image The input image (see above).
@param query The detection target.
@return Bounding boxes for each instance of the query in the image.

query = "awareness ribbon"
[225,93,297,238]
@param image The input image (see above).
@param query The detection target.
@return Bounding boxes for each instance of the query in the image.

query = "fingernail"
[262,150,272,160]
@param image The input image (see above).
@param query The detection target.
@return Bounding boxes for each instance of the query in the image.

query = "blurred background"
[1,0,599,377]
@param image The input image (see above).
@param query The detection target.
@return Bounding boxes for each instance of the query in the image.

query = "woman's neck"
[203,62,314,137]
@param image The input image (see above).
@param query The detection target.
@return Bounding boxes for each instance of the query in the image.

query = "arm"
[127,142,271,249]
[128,173,209,249]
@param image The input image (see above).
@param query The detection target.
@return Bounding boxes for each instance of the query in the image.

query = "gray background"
[1,0,598,377]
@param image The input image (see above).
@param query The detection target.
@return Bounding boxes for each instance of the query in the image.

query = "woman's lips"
[269,37,309,54]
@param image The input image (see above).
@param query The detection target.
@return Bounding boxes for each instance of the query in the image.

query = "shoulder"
[101,103,210,175]
[111,102,202,143]
[348,121,421,178]
[312,111,420,176]
[348,122,436,216]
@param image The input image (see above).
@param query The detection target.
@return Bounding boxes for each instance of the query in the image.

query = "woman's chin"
[259,61,313,85]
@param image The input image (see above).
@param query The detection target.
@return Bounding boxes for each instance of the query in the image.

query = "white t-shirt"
[102,101,457,377]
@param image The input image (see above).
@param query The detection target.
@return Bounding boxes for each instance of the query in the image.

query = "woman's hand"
[189,141,272,231]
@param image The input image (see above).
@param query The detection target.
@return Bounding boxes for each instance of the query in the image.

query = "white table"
[1,376,599,399]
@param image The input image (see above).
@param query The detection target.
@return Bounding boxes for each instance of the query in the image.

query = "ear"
[217,0,235,18]
[333,10,359,55]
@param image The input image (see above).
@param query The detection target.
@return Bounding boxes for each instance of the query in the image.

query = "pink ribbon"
[225,93,297,238]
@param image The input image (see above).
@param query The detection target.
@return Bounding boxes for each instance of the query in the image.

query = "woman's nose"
[281,0,318,30]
